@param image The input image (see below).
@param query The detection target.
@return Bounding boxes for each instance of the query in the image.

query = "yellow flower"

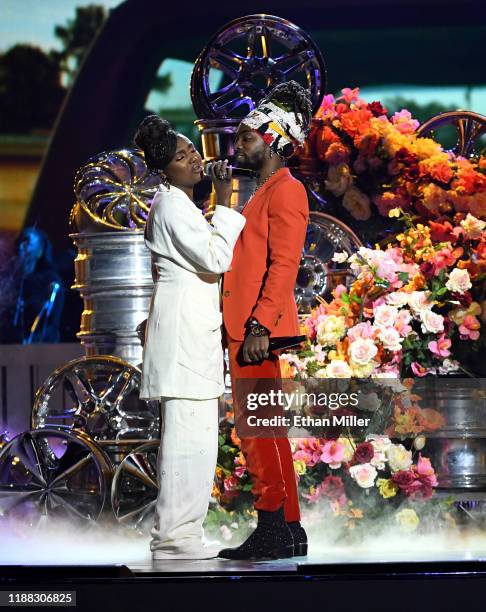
[395,508,420,532]
[338,437,356,462]
[449,301,481,325]
[414,137,443,160]
[388,207,402,218]
[376,478,399,499]
[293,459,307,476]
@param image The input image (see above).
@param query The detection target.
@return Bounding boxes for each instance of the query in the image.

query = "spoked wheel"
[31,356,160,442]
[71,148,163,232]
[0,428,112,524]
[295,212,362,313]
[111,440,159,533]
[417,110,486,158]
[191,14,326,119]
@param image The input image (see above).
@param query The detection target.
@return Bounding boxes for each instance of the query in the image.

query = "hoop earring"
[160,171,170,189]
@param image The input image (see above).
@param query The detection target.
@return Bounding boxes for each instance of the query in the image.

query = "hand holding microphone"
[208,159,233,207]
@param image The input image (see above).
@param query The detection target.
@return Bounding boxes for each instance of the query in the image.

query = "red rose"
[367,101,388,117]
[419,261,435,279]
[353,441,375,464]
[391,470,416,489]
[450,291,473,307]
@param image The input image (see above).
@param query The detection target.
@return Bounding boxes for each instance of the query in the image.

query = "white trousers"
[150,397,219,555]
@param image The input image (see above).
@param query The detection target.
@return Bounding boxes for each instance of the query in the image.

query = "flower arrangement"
[302,87,486,222]
[209,413,454,538]
[290,434,452,535]
[281,209,485,378]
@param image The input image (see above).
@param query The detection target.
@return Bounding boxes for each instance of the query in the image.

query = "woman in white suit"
[134,115,245,560]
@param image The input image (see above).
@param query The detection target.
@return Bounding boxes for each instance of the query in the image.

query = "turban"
[241,99,308,159]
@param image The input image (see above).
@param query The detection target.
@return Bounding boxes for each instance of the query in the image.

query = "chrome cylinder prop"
[70,231,152,364]
[414,378,486,494]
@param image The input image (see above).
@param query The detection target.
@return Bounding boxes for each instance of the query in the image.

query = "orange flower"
[230,427,241,447]
[280,359,297,379]
[340,107,373,138]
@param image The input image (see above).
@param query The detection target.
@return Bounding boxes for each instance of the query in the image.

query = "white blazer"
[139,184,246,400]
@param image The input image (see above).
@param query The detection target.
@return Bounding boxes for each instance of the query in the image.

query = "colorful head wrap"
[241,99,308,158]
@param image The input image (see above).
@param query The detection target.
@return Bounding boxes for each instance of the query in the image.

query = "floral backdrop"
[206,88,485,544]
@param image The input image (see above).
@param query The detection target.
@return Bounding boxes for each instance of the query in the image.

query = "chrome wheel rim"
[32,356,160,442]
[0,428,112,523]
[111,440,159,532]
[191,14,326,119]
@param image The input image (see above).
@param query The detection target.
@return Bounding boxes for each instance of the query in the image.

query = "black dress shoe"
[287,521,308,556]
[218,507,294,560]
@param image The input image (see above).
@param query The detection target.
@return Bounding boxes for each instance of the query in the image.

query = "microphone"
[203,161,258,179]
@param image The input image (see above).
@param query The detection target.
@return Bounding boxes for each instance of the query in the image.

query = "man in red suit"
[216,81,312,560]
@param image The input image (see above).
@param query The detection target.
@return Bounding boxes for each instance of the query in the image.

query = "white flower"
[386,443,413,472]
[460,213,486,240]
[350,360,377,378]
[371,374,407,392]
[437,358,460,374]
[385,292,410,308]
[325,162,352,196]
[445,268,472,294]
[326,360,352,378]
[349,463,378,488]
[373,304,399,328]
[342,186,372,221]
[370,450,386,470]
[378,327,403,352]
[332,251,349,263]
[348,338,378,365]
[408,291,433,316]
[420,309,444,334]
[337,437,356,462]
[413,435,426,451]
[366,434,392,453]
[317,315,346,347]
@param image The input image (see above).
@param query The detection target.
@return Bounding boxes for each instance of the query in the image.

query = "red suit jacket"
[222,167,309,341]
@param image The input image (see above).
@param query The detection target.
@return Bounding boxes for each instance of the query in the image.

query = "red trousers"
[227,335,300,522]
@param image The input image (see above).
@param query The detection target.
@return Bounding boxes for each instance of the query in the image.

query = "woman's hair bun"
[133,114,178,172]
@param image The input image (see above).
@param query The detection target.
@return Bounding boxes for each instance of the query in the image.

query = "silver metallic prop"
[0,428,112,523]
[413,379,486,493]
[110,440,159,532]
[296,212,362,312]
[31,356,160,442]
[417,110,486,158]
[71,231,152,364]
[191,14,326,119]
[71,148,163,232]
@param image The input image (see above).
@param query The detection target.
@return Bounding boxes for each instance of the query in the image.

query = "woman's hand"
[210,159,233,207]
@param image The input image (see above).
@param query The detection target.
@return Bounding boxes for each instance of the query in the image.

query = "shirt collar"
[254,166,290,197]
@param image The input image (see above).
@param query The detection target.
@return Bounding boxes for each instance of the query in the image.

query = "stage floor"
[1,519,486,571]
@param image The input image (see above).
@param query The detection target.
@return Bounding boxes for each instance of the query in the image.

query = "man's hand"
[242,334,270,363]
